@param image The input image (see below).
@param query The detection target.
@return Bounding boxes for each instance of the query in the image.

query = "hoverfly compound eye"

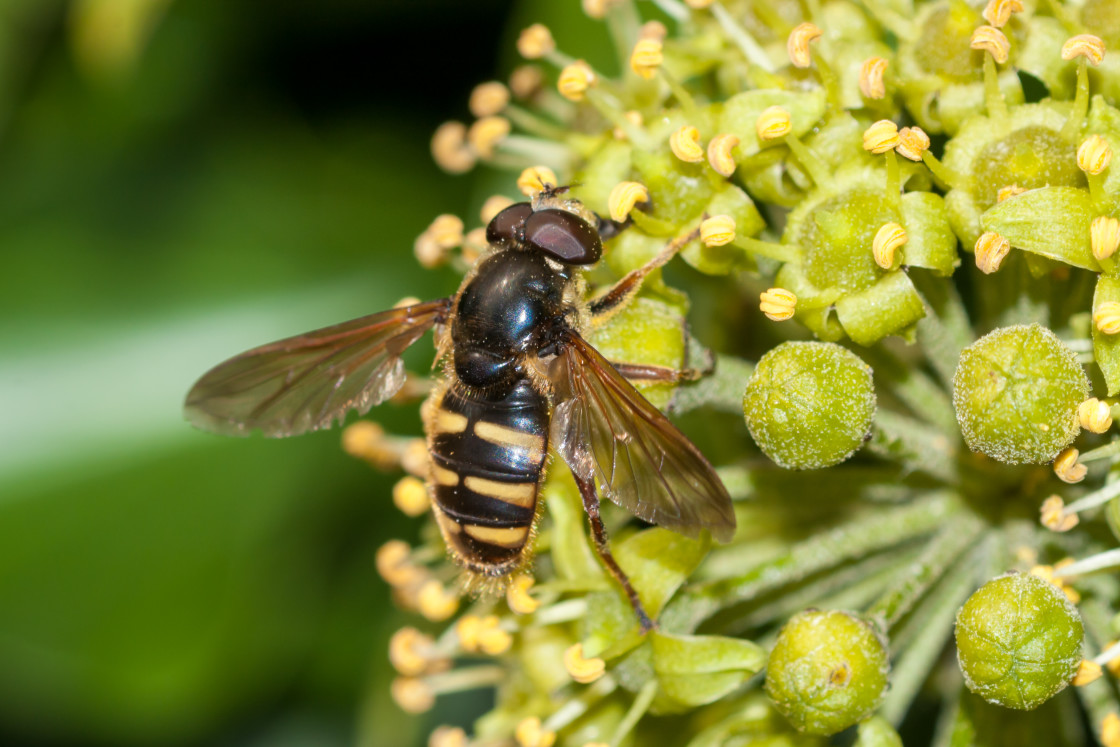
[485,202,534,248]
[524,208,602,265]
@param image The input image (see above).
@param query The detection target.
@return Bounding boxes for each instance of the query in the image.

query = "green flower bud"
[744,342,876,469]
[587,297,686,409]
[953,324,1088,464]
[765,610,890,735]
[955,573,1084,710]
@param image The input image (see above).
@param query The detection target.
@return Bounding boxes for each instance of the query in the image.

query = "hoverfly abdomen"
[426,378,549,577]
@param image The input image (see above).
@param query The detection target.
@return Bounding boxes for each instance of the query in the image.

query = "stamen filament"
[1052,548,1120,578]
[1062,478,1120,514]
[1061,61,1091,141]
[983,54,1009,130]
[710,1,775,72]
[784,132,832,188]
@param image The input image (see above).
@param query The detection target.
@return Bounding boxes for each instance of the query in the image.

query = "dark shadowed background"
[0,1,615,744]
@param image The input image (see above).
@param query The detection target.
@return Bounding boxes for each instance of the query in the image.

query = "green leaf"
[900,191,959,275]
[720,88,827,157]
[1093,275,1120,396]
[651,631,766,708]
[835,271,926,346]
[980,187,1099,271]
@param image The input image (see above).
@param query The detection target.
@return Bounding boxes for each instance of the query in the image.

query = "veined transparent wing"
[184,299,450,437]
[550,331,735,542]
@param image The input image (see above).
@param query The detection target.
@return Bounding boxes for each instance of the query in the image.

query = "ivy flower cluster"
[349,1,1120,745]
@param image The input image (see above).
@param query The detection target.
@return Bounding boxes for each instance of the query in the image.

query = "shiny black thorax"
[451,248,570,393]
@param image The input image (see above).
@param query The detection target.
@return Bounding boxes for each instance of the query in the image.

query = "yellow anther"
[393,476,430,517]
[515,717,557,747]
[862,120,900,154]
[1080,397,1114,433]
[509,64,544,99]
[1063,34,1107,66]
[467,116,511,159]
[707,133,740,177]
[431,121,476,174]
[389,627,436,676]
[787,22,822,68]
[873,222,908,269]
[507,574,540,615]
[456,614,510,654]
[760,287,797,321]
[1074,659,1104,686]
[982,0,1022,27]
[462,228,486,264]
[669,125,705,163]
[415,232,446,269]
[700,214,736,247]
[428,214,465,249]
[1054,447,1087,484]
[970,26,1010,64]
[418,580,459,622]
[608,181,650,222]
[630,37,664,79]
[1095,301,1120,334]
[974,231,1011,274]
[1040,495,1079,532]
[641,20,668,40]
[1030,562,1081,603]
[481,194,515,224]
[685,0,713,7]
[517,166,559,196]
[1102,713,1120,747]
[895,126,931,161]
[429,726,468,747]
[558,60,597,101]
[564,643,606,684]
[394,296,422,309]
[469,81,510,118]
[517,24,555,60]
[401,438,430,477]
[613,110,643,140]
[391,676,435,713]
[583,743,610,747]
[343,421,404,469]
[997,184,1027,202]
[1106,642,1120,677]
[582,0,616,19]
[376,539,422,587]
[859,56,888,99]
[1079,134,1113,175]
[756,105,792,141]
[1093,216,1120,261]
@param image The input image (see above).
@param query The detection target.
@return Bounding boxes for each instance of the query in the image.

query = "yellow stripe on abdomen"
[463,476,536,508]
[463,523,530,548]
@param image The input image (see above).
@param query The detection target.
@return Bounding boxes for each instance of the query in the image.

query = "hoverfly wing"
[185,298,451,438]
[550,332,736,543]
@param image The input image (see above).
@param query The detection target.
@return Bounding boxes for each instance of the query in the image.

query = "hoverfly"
[184,186,735,631]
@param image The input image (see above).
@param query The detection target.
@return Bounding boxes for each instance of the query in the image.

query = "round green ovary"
[744,342,876,470]
[801,191,895,293]
[765,610,890,735]
[914,3,984,82]
[955,573,1083,710]
[972,126,1085,209]
[953,324,1087,464]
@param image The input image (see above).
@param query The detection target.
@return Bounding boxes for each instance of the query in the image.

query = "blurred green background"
[0,1,614,744]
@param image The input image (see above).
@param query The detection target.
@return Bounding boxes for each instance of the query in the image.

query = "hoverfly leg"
[589,226,701,324]
[572,471,656,633]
